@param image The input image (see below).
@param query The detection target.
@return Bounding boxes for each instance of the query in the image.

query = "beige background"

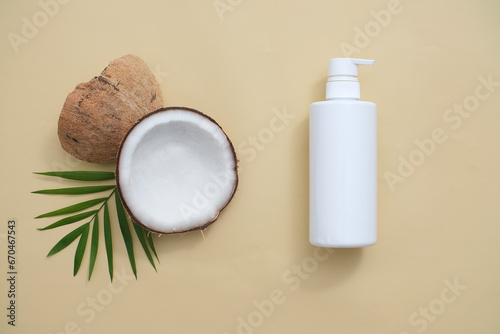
[1,0,500,333]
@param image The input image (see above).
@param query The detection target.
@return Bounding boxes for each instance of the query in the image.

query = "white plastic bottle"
[309,58,377,248]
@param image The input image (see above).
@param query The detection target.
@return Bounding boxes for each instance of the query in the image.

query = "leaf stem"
[86,187,117,226]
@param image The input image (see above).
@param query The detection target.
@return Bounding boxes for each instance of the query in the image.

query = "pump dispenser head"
[326,58,375,100]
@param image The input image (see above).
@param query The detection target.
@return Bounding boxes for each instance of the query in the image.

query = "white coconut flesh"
[117,107,238,234]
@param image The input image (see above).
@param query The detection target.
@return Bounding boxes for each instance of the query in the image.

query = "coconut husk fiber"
[58,54,163,163]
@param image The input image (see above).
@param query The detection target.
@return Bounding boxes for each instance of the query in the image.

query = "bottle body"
[309,100,377,247]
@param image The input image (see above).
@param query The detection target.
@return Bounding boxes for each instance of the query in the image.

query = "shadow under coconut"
[148,227,211,257]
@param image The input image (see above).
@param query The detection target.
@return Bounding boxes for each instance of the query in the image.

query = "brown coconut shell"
[58,54,163,163]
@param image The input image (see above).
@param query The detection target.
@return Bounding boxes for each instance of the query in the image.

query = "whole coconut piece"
[58,54,163,163]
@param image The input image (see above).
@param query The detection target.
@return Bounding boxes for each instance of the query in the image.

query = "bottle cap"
[326,58,375,100]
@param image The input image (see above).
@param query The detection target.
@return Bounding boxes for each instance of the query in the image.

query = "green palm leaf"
[38,210,98,231]
[88,216,99,280]
[133,224,157,271]
[34,171,115,181]
[115,193,137,279]
[46,223,88,257]
[36,198,107,218]
[32,185,115,195]
[103,202,114,281]
[74,223,90,276]
[146,232,160,263]
[34,170,160,281]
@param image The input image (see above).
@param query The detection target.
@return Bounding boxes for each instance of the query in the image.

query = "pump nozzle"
[326,58,375,100]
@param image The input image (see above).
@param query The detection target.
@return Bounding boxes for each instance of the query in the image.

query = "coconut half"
[116,107,238,234]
